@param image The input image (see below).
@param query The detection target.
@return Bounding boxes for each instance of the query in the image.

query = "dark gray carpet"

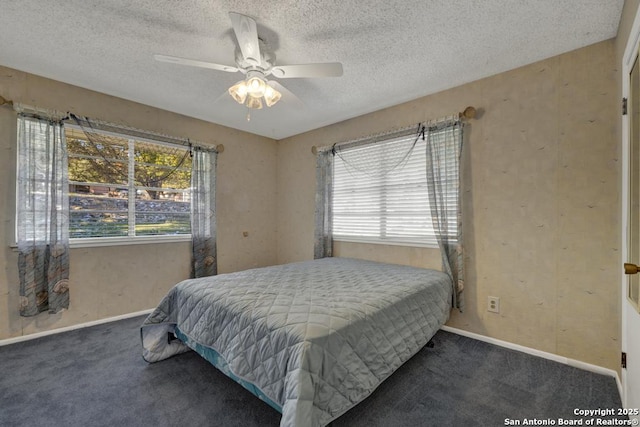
[0,315,623,427]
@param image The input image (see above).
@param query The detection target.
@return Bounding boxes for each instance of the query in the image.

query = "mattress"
[141,257,452,426]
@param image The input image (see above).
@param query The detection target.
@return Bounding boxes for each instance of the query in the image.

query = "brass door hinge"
[623,97,628,116]
[622,351,627,369]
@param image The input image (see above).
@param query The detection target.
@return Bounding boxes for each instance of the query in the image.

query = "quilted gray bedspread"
[141,257,452,426]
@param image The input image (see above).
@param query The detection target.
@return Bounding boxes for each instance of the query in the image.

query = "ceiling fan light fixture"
[229,72,280,108]
[228,80,248,104]
[246,76,267,98]
[264,85,282,107]
[246,95,263,109]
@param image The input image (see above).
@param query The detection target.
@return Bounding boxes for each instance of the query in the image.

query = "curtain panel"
[425,120,464,310]
[191,148,218,278]
[314,150,333,259]
[17,116,70,316]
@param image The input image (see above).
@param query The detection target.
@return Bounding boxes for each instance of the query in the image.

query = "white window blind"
[332,127,458,246]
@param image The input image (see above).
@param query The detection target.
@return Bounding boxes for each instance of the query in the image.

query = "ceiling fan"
[154,12,343,111]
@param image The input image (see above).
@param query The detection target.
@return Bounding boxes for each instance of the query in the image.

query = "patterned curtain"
[191,147,217,278]
[17,116,70,316]
[425,120,464,310]
[314,149,333,259]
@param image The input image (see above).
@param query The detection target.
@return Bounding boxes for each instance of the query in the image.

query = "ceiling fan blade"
[154,54,238,73]
[229,12,261,67]
[271,63,343,79]
[268,80,304,108]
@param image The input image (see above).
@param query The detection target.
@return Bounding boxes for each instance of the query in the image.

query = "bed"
[141,257,452,427]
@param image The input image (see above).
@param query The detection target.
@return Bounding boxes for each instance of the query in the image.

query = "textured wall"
[277,40,619,371]
[0,66,278,339]
[333,242,442,271]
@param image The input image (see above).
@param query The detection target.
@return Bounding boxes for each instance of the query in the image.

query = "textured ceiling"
[0,1,624,139]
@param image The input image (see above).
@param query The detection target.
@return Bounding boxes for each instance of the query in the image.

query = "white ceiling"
[0,1,624,140]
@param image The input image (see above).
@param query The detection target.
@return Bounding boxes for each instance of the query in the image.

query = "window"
[332,128,458,247]
[65,126,192,240]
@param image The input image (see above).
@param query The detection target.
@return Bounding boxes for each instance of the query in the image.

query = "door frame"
[621,3,640,408]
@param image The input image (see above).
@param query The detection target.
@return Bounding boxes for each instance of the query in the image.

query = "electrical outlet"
[487,296,500,313]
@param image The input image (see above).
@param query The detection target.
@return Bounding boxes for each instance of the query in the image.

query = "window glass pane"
[69,187,129,238]
[133,141,191,195]
[69,210,129,238]
[134,189,190,236]
[68,127,129,238]
[67,128,129,186]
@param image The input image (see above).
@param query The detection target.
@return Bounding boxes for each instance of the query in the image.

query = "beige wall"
[333,242,442,271]
[277,40,620,371]
[0,66,278,340]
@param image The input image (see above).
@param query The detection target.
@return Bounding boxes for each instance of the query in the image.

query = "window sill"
[333,237,440,250]
[69,235,191,248]
[9,235,191,250]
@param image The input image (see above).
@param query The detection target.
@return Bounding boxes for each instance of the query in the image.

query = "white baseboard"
[440,325,623,400]
[0,309,154,347]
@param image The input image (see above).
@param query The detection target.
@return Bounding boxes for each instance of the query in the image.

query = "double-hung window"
[331,127,458,247]
[65,126,192,242]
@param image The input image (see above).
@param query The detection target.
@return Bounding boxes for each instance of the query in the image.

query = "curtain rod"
[311,106,476,155]
[69,113,221,153]
[12,103,222,153]
[14,103,69,123]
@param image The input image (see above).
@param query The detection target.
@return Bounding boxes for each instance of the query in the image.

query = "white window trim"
[10,234,192,250]
[69,234,191,248]
[333,236,439,249]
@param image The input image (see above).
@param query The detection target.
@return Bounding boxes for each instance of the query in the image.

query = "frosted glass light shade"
[246,95,263,109]
[228,81,248,104]
[264,85,282,107]
[246,77,266,98]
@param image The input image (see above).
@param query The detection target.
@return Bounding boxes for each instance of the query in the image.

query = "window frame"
[331,129,458,249]
[65,124,192,247]
[9,123,192,248]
